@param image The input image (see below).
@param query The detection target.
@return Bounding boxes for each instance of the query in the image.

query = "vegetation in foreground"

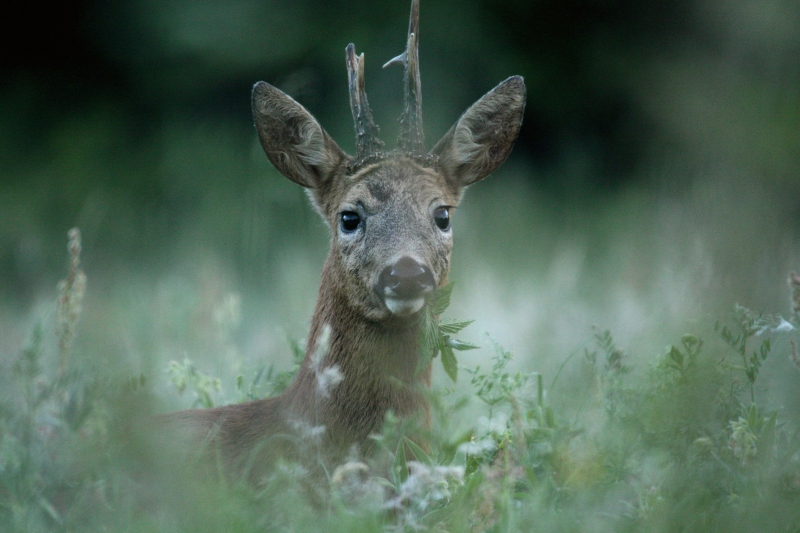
[1,231,799,533]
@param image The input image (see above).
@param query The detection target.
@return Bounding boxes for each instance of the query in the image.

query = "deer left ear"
[431,76,526,187]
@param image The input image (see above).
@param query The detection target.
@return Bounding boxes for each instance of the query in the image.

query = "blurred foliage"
[2,0,799,304]
[2,2,800,529]
[1,243,800,531]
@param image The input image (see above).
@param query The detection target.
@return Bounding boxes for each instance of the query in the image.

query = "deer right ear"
[252,81,350,189]
[431,76,526,187]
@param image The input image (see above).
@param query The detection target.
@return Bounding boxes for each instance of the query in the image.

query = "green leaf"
[446,338,479,351]
[441,344,458,383]
[418,308,441,372]
[439,319,474,334]
[758,411,777,464]
[430,282,454,316]
[392,439,408,485]
[681,334,699,348]
[760,338,771,360]
[746,404,759,430]
[37,496,62,525]
[537,373,544,407]
[373,476,397,492]
[404,437,433,465]
[669,346,683,367]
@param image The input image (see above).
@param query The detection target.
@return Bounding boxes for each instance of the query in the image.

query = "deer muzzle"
[377,256,435,316]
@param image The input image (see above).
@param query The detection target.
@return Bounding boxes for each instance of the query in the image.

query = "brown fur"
[160,8,526,483]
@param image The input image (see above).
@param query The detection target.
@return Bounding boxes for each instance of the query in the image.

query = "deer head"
[252,0,525,325]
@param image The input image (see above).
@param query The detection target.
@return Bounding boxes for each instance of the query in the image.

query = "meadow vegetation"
[3,0,799,530]
[1,229,799,532]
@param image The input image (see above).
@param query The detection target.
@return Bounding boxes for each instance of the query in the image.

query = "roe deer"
[165,0,525,480]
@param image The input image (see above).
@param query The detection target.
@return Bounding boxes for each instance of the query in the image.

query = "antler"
[384,0,424,154]
[346,44,384,162]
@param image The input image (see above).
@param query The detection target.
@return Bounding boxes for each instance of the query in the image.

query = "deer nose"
[378,256,435,300]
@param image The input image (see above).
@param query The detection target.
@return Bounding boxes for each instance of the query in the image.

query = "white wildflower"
[385,461,465,528]
[289,419,326,442]
[457,437,497,456]
[331,462,386,508]
[477,413,509,436]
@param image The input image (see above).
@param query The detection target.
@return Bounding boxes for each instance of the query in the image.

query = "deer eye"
[434,207,450,231]
[340,211,361,233]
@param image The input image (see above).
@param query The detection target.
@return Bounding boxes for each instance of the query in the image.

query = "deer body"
[164,0,525,479]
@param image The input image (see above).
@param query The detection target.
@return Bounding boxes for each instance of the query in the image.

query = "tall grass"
[1,230,799,532]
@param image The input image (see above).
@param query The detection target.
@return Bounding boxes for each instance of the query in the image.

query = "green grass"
[2,230,799,532]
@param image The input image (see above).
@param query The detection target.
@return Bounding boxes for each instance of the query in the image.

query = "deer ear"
[252,81,350,189]
[431,76,526,187]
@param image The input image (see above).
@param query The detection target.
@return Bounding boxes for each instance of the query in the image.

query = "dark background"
[2,0,799,332]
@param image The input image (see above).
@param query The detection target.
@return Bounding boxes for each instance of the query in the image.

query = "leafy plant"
[716,305,794,402]
[4,230,800,532]
[167,357,222,409]
[465,339,533,413]
[418,283,478,382]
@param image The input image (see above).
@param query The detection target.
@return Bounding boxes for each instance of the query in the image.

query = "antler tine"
[384,0,424,154]
[346,43,384,161]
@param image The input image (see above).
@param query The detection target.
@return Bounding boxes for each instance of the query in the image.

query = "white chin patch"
[385,297,425,316]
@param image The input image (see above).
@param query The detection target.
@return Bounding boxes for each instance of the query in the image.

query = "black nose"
[378,256,435,300]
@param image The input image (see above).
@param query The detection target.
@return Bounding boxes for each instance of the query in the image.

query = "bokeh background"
[2,0,799,406]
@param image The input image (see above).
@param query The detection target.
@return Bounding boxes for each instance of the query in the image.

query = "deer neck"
[284,256,430,446]
[309,256,426,386]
